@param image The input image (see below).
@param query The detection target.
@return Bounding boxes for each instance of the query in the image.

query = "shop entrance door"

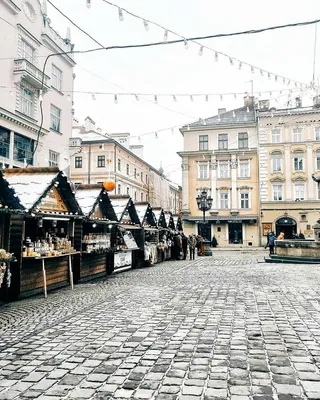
[229,223,243,244]
[275,217,297,239]
[198,222,211,242]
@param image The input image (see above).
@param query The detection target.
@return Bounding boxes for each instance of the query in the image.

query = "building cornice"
[177,150,213,157]
[1,0,21,14]
[41,34,76,67]
[0,107,49,136]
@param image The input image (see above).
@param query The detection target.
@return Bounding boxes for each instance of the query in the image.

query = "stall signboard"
[114,251,132,268]
[39,187,68,213]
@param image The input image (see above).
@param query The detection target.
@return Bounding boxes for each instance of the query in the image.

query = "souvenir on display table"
[0,167,83,299]
[75,184,118,281]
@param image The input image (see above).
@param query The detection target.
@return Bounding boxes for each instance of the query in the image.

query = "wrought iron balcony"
[13,59,51,92]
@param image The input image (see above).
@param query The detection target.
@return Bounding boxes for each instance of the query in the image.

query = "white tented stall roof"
[75,188,101,216]
[110,197,129,221]
[3,169,58,211]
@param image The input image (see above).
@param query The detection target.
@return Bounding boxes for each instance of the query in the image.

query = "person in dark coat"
[182,234,188,260]
[266,231,276,255]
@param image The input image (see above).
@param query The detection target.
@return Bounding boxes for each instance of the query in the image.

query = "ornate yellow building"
[258,97,320,243]
[179,97,260,247]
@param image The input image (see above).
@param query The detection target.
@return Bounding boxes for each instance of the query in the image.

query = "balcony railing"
[13,59,51,91]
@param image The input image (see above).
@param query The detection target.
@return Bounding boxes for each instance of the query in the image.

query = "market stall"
[153,208,168,263]
[0,167,83,300]
[108,196,142,273]
[163,212,175,260]
[75,184,118,282]
[135,202,159,266]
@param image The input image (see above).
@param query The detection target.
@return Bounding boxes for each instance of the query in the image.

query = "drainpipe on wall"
[256,108,262,247]
[88,143,91,184]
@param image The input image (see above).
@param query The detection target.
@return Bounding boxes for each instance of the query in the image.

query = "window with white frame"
[219,192,229,209]
[52,65,62,91]
[272,184,283,201]
[240,192,250,209]
[20,87,33,117]
[315,127,320,141]
[239,161,250,178]
[293,128,303,142]
[271,152,282,172]
[293,155,304,171]
[317,153,320,170]
[127,187,130,195]
[294,183,305,200]
[50,105,61,132]
[21,39,35,63]
[198,162,209,179]
[271,129,281,143]
[49,150,59,167]
[219,162,229,179]
[218,134,228,150]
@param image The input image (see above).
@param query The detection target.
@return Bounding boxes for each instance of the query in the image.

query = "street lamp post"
[196,188,213,238]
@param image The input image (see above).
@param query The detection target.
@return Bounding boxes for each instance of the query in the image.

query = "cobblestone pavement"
[1,251,320,399]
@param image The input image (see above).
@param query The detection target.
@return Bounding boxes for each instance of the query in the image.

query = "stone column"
[210,155,217,212]
[285,144,291,200]
[307,143,314,200]
[230,155,238,212]
[181,157,190,214]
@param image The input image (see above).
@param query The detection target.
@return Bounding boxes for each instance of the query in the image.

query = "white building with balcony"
[0,0,75,169]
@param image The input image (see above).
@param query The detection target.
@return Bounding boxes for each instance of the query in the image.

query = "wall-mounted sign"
[39,186,68,213]
[262,223,272,236]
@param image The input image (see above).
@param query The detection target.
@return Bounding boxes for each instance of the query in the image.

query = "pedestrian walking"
[188,234,197,260]
[182,234,188,260]
[265,231,276,255]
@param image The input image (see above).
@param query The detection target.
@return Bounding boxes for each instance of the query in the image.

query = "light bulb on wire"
[215,52,218,62]
[154,95,158,104]
[184,39,189,50]
[251,66,255,74]
[173,95,177,102]
[92,93,96,101]
[229,57,234,66]
[190,95,193,102]
[135,94,139,101]
[118,8,124,21]
[163,29,168,41]
[143,20,149,31]
[86,0,91,8]
[114,94,118,104]
[238,62,242,70]
[199,46,203,56]
[205,95,208,102]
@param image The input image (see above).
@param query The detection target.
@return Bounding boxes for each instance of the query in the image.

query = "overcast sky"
[48,0,320,183]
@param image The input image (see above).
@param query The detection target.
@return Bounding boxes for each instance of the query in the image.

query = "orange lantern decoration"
[103,179,116,191]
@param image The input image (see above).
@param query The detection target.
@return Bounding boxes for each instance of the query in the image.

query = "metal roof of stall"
[109,195,141,226]
[164,212,175,230]
[75,184,117,222]
[0,167,83,216]
[153,208,167,229]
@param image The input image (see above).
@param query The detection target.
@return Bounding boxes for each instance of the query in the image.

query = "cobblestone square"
[1,250,320,399]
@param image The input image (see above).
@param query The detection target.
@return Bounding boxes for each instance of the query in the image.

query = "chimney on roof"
[244,94,255,107]
[295,96,302,108]
[258,100,270,111]
[218,108,226,116]
[85,117,96,132]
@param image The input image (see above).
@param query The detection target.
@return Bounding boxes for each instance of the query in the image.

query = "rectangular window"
[240,192,249,209]
[141,193,143,202]
[316,127,320,141]
[75,156,82,168]
[134,168,137,178]
[97,155,105,167]
[50,105,61,132]
[317,156,320,171]
[238,132,248,149]
[293,128,303,142]
[272,184,283,201]
[13,133,34,165]
[218,134,228,150]
[294,157,303,171]
[134,191,137,201]
[52,65,62,91]
[117,184,121,195]
[126,164,129,175]
[271,129,281,143]
[146,174,148,184]
[272,158,282,172]
[118,159,121,171]
[295,183,305,200]
[199,135,208,151]
[141,172,143,181]
[220,192,229,209]
[219,162,229,179]
[49,150,59,167]
[239,162,249,178]
[21,39,35,63]
[318,183,320,200]
[20,87,33,117]
[127,187,130,195]
[0,127,10,159]
[198,162,209,179]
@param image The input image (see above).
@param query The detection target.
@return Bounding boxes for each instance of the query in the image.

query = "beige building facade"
[179,97,260,247]
[0,0,75,170]
[258,98,320,244]
[70,117,182,213]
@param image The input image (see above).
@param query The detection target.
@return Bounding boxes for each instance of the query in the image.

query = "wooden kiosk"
[75,184,118,281]
[0,167,83,300]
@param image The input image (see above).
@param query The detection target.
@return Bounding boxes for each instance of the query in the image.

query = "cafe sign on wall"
[39,187,68,213]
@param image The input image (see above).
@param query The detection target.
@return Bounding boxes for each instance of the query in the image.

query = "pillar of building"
[284,145,292,200]
[307,143,314,199]
[210,155,217,212]
[231,155,238,212]
[181,157,190,214]
[9,130,14,168]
